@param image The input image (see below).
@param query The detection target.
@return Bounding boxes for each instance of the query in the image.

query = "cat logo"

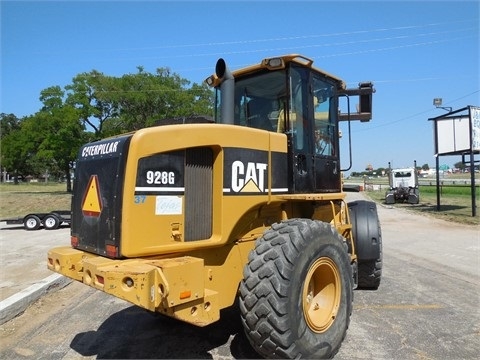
[231,161,267,193]
[82,175,103,217]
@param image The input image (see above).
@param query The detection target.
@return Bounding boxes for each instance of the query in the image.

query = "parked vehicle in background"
[385,161,419,204]
[1,210,71,230]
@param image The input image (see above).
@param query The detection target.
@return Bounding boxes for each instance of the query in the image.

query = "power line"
[24,19,478,58]
[74,26,476,63]
[36,18,476,54]
[169,34,477,77]
[353,90,480,131]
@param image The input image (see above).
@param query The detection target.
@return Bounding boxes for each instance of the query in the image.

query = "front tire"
[239,219,353,359]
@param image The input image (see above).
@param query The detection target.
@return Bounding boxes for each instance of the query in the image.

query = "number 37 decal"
[134,195,146,204]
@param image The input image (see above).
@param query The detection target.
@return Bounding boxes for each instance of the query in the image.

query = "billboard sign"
[434,106,480,155]
[472,106,480,152]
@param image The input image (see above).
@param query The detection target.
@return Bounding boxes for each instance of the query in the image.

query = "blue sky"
[1,0,479,173]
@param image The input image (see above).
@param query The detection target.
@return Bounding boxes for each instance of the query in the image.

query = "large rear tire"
[239,219,353,359]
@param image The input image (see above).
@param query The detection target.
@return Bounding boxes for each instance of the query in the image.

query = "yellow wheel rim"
[302,257,341,333]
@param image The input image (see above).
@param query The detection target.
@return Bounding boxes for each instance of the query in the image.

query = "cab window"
[232,71,287,132]
[312,76,336,157]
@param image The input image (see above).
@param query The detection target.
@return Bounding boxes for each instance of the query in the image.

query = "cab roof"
[206,54,346,90]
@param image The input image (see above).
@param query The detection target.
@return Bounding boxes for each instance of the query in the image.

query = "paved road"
[0,224,70,301]
[0,192,478,359]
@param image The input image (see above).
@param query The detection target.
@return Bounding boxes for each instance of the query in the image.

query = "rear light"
[71,236,79,247]
[106,244,118,258]
[96,275,104,285]
[180,290,192,300]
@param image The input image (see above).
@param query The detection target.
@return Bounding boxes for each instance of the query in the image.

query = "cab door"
[287,66,315,193]
[312,77,341,192]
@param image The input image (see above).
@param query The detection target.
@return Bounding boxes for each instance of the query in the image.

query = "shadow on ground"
[70,302,259,359]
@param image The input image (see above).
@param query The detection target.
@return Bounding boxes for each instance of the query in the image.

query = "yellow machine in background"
[48,54,382,358]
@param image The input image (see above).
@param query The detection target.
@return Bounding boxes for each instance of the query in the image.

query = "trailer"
[1,210,71,230]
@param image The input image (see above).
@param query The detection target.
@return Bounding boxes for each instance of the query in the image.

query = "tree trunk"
[64,163,72,193]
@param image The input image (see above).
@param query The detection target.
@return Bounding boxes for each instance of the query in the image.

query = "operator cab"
[207,55,373,194]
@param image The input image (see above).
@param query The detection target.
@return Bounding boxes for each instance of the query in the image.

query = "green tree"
[1,87,86,189]
[64,67,213,138]
[1,115,39,183]
[2,66,214,186]
[36,87,86,191]
[0,113,22,182]
[454,161,466,171]
[65,70,117,139]
[109,67,213,132]
[0,113,21,138]
[376,167,386,176]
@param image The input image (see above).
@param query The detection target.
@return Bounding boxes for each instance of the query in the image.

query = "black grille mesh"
[184,148,213,241]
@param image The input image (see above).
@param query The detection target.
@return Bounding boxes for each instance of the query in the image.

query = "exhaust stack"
[215,58,234,124]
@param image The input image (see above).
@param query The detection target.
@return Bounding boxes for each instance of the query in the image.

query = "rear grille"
[184,148,213,241]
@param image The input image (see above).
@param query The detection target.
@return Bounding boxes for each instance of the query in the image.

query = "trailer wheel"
[24,215,41,230]
[239,219,353,359]
[43,214,60,230]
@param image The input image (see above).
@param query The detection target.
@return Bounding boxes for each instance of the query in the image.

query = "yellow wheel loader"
[48,54,382,358]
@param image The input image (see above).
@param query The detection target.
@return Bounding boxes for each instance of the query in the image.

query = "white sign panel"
[155,196,182,215]
[436,116,470,155]
[471,106,480,151]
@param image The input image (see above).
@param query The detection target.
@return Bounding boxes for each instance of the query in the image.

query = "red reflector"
[96,275,104,285]
[71,236,79,247]
[106,244,118,258]
[180,290,192,300]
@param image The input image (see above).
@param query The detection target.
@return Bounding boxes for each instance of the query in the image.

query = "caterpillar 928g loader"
[48,54,382,359]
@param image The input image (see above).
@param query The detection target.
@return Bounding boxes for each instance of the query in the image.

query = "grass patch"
[366,186,479,226]
[420,185,475,196]
[0,183,71,219]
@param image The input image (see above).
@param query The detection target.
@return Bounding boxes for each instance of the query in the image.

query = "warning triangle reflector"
[82,175,103,217]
